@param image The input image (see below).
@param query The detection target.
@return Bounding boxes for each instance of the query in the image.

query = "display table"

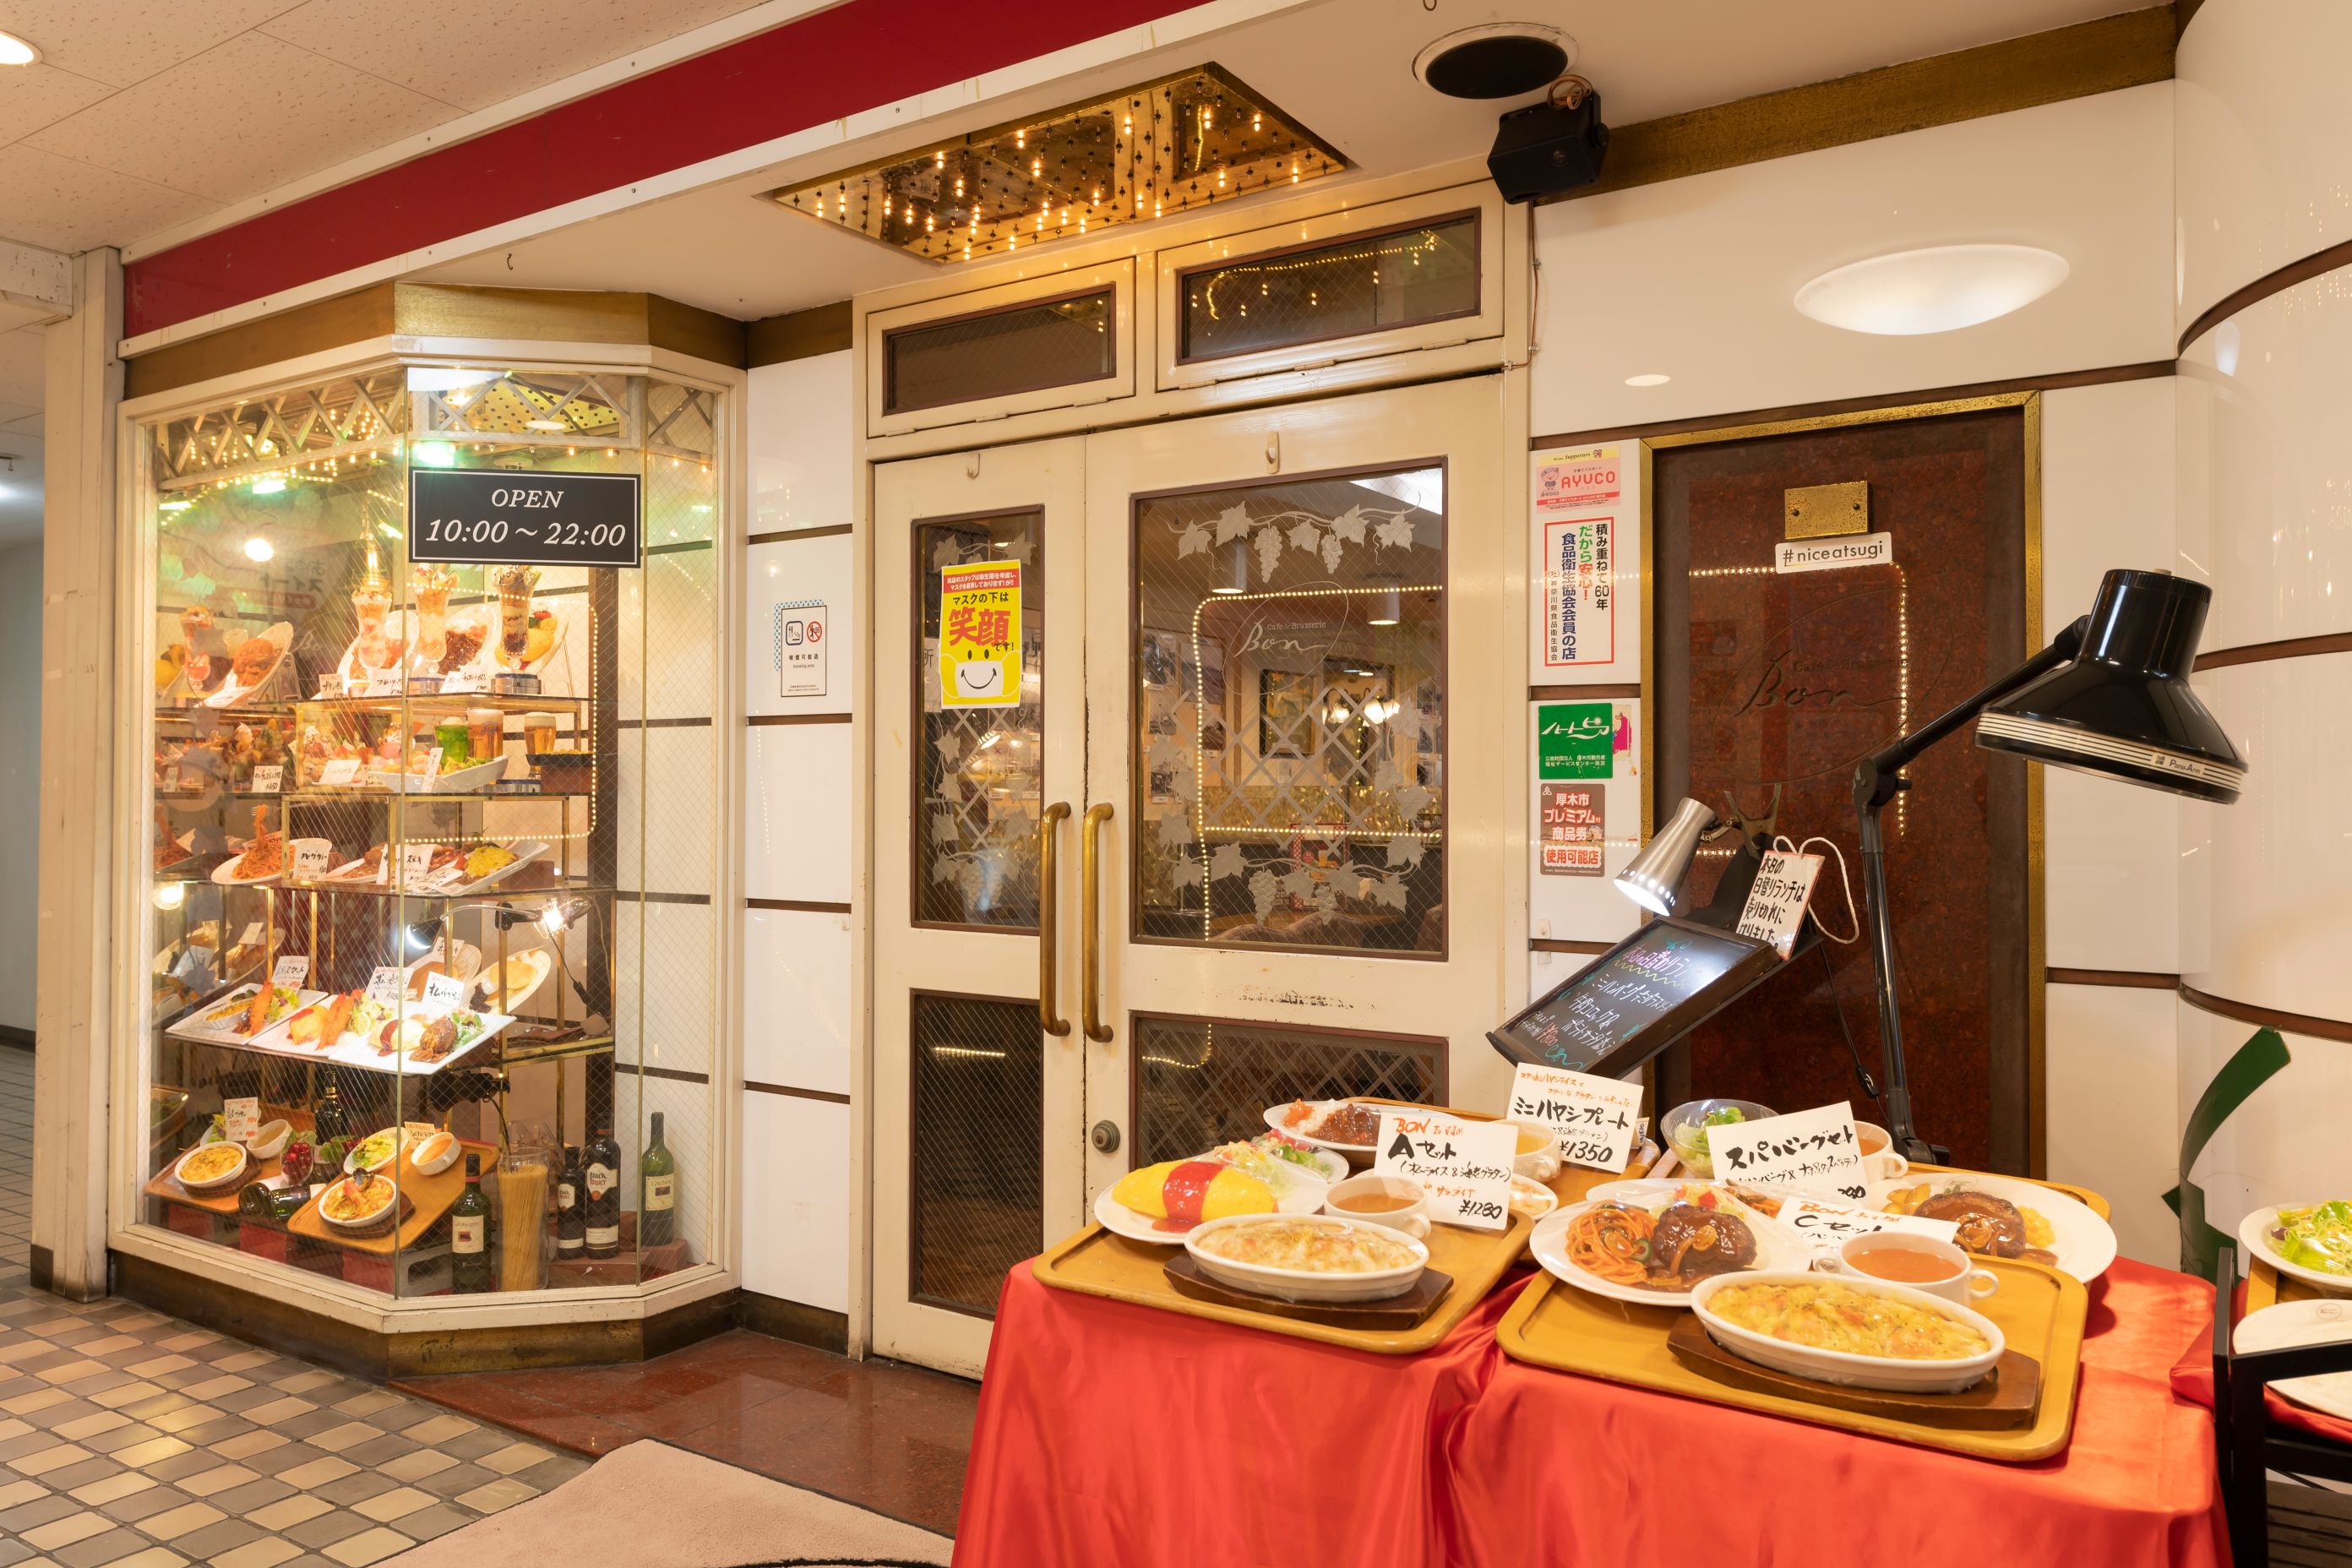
[954,1258,2230,1566]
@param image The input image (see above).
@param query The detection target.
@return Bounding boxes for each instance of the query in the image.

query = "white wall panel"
[2039,379,2180,974]
[749,352,852,535]
[2045,983,2178,1266]
[743,906,852,1096]
[2183,655,2352,1024]
[741,1092,851,1314]
[745,532,855,719]
[2175,0,2352,332]
[744,721,854,906]
[1529,85,2173,438]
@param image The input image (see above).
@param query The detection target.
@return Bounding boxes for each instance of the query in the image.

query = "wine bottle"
[640,1112,676,1249]
[313,1081,349,1147]
[450,1153,492,1293]
[584,1123,621,1260]
[554,1144,585,1260]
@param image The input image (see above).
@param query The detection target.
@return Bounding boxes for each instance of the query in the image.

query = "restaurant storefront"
[21,0,2352,1560]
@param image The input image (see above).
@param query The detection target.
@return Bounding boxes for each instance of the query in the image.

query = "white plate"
[318,1174,401,1232]
[403,942,483,995]
[1531,1195,1806,1309]
[165,984,326,1048]
[1691,1270,2006,1394]
[429,841,548,897]
[474,948,554,1014]
[1260,1099,1380,1157]
[2240,1206,2352,1296]
[203,623,294,708]
[210,841,287,885]
[1093,1176,1328,1247]
[1870,1173,2116,1283]
[1509,1175,1559,1222]
[2236,1299,2352,1420]
[369,756,510,796]
[1183,1213,1429,1304]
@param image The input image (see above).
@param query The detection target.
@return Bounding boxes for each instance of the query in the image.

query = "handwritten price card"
[251,765,282,793]
[223,1096,259,1145]
[1773,1194,1960,1260]
[270,955,310,988]
[421,971,470,1015]
[365,966,405,1006]
[1373,1110,1516,1231]
[1735,849,1822,959]
[1507,1063,1644,1173]
[1704,1100,1870,1201]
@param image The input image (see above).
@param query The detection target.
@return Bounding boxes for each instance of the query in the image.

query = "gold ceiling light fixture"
[763,65,1344,265]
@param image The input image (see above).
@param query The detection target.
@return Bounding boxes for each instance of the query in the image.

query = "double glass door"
[872,378,1511,1373]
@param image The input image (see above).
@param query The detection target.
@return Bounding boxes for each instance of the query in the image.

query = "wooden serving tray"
[143,1108,318,1215]
[1033,1100,1651,1354]
[286,1139,496,1255]
[1664,1314,2041,1429]
[1499,1253,2087,1461]
[1162,1253,1456,1330]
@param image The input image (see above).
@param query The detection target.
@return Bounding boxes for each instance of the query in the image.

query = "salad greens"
[2273,1200,2352,1277]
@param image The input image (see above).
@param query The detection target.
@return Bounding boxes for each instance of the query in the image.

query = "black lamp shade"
[1976,569,2248,803]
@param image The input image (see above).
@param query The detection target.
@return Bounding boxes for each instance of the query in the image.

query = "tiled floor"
[0,1047,589,1566]
[392,1329,977,1537]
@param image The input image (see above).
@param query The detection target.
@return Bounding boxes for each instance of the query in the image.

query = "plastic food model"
[495,566,542,663]
[1111,1160,1276,1232]
[413,564,459,665]
[351,540,395,672]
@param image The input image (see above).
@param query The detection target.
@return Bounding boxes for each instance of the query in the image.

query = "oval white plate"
[475,948,554,1014]
[210,847,286,885]
[173,1141,250,1194]
[1532,1196,1804,1309]
[2236,1298,2352,1420]
[2240,1206,2352,1296]
[1870,1173,2116,1283]
[1260,1100,1379,1156]
[1509,1175,1559,1222]
[204,622,294,708]
[1692,1269,2005,1394]
[1183,1212,1429,1304]
[1094,1158,1329,1245]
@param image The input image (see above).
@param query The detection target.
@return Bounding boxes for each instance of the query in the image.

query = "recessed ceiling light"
[0,32,41,67]
[1412,24,1575,99]
[1794,244,2069,335]
[1625,373,1670,387]
[525,419,568,432]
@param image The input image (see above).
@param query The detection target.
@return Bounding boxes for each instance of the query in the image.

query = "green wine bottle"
[450,1153,493,1293]
[640,1111,676,1249]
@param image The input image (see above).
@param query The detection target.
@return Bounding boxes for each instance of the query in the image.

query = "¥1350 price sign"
[1507,1062,1645,1173]
[409,470,642,568]
[1372,1109,1516,1231]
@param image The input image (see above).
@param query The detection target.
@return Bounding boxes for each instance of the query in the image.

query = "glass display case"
[132,357,726,1304]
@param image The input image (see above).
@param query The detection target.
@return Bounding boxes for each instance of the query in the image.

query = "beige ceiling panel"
[24,33,460,204]
[0,61,112,146]
[0,145,217,253]
[0,0,302,89]
[259,0,767,112]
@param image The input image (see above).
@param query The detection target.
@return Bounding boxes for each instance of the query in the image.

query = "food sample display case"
[123,329,733,1342]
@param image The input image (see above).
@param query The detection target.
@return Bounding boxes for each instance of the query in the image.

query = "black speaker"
[1486,90,1609,203]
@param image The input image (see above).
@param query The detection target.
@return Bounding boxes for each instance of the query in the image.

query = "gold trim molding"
[125,284,749,400]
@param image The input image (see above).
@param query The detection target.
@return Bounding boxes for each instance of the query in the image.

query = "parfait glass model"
[495,565,541,666]
[414,564,458,667]
[351,538,395,673]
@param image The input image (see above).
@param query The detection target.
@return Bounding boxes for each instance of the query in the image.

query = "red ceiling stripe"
[124,0,1195,339]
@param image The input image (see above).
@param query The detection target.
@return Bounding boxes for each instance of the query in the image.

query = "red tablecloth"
[955,1257,2230,1567]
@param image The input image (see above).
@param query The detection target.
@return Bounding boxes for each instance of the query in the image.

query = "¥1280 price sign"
[1372,1109,1516,1231]
[409,470,642,569]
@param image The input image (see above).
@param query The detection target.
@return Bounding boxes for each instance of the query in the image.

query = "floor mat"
[382,1438,954,1567]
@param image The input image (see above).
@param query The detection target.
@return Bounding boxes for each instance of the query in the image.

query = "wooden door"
[1650,404,2032,1173]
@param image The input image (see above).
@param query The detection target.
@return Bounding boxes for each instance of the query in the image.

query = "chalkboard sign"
[1489,917,1782,1080]
[409,470,642,568]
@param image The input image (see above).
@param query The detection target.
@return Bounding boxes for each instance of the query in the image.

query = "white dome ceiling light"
[0,30,40,66]
[1794,244,2070,336]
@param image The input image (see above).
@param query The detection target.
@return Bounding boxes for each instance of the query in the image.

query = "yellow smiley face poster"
[938,561,1021,708]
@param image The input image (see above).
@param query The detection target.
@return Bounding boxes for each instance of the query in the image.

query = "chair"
[2210,1240,2352,1564]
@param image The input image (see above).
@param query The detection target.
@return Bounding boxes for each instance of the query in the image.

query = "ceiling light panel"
[1794,243,2070,336]
[765,66,1344,266]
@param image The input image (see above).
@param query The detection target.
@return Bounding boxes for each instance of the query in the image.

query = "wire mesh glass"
[1179,213,1480,362]
[885,290,1114,414]
[1131,466,1447,956]
[914,512,1045,929]
[138,362,724,1300]
[1131,1014,1446,1167]
[908,993,1043,1316]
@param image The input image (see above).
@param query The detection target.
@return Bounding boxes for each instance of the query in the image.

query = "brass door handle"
[1081,803,1114,1043]
[1037,803,1070,1037]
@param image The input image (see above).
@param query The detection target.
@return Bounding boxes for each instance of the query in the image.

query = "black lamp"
[1858,569,2246,1163]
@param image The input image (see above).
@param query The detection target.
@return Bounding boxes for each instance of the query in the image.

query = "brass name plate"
[1784,481,1870,538]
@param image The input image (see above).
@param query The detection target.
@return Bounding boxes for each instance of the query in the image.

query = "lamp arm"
[1849,615,2088,1163]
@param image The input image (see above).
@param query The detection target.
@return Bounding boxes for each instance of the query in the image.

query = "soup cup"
[1510,1120,1562,1182]
[1323,1173,1430,1239]
[1854,1120,1910,1181]
[1820,1231,1997,1307]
